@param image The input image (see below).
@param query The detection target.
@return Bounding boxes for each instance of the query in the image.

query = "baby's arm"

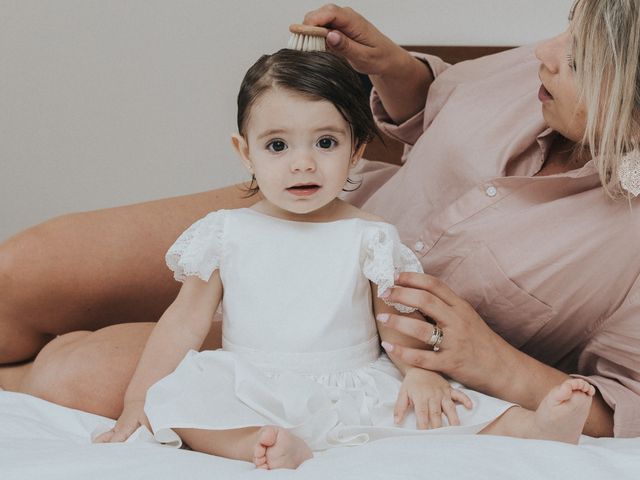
[372,283,471,429]
[94,272,223,442]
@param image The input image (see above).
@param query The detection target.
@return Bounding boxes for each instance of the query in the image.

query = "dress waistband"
[222,336,381,375]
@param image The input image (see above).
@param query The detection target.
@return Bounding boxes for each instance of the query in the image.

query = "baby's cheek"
[254,169,281,187]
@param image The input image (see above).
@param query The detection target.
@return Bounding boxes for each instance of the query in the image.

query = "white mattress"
[2,391,639,480]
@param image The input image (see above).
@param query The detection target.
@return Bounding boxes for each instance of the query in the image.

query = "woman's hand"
[93,399,150,443]
[378,272,518,396]
[303,5,434,125]
[395,368,472,429]
[303,4,409,76]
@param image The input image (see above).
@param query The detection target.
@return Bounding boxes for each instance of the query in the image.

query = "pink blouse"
[343,44,640,437]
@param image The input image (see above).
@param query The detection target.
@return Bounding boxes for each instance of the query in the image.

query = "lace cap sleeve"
[362,223,424,313]
[165,210,225,282]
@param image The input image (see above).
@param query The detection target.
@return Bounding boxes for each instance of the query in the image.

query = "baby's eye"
[317,137,337,149]
[266,140,287,153]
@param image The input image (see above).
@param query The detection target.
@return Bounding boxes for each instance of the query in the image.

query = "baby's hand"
[395,368,473,429]
[93,399,150,443]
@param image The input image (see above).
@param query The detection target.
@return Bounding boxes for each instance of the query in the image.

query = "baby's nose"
[290,153,316,172]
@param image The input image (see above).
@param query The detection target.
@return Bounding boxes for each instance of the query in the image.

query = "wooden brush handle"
[289,24,329,37]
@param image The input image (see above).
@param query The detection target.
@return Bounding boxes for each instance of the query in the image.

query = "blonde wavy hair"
[571,0,640,198]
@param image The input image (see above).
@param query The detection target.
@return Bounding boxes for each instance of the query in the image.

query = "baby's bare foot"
[252,426,312,470]
[530,378,595,444]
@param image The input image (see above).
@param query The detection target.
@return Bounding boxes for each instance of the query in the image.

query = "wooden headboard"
[362,46,513,165]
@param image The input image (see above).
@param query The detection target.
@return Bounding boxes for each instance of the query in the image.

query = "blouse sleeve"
[571,280,640,437]
[362,223,424,313]
[165,210,226,283]
[370,52,450,147]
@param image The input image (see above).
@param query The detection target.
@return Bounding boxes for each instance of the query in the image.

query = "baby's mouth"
[286,183,321,196]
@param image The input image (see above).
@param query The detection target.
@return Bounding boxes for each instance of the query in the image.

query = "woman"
[0,1,638,438]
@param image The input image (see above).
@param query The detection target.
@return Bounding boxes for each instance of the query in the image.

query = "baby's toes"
[253,443,269,469]
[253,455,266,468]
[551,380,576,403]
[574,379,595,396]
[258,426,278,447]
[254,440,266,458]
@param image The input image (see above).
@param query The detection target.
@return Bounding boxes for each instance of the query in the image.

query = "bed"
[2,46,640,479]
[2,391,639,479]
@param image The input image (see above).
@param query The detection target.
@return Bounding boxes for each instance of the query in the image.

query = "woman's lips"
[286,185,321,196]
[538,84,554,102]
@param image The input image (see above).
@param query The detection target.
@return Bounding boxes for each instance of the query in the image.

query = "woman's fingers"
[395,272,462,308]
[301,4,398,75]
[323,30,372,64]
[303,4,365,37]
[382,343,441,371]
[378,313,435,344]
[303,4,346,28]
[382,286,450,324]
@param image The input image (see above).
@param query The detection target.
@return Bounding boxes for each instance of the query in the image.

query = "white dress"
[144,208,513,451]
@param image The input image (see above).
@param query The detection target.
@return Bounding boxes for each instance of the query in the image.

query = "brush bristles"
[287,33,326,52]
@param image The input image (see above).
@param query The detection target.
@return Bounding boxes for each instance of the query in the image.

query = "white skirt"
[144,340,514,451]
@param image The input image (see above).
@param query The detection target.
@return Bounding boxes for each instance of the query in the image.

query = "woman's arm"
[303,5,434,124]
[379,272,615,437]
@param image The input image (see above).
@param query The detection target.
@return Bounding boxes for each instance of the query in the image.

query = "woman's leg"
[0,320,222,419]
[175,425,312,470]
[0,184,257,363]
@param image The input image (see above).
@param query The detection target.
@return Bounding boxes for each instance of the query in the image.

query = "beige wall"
[0,0,574,241]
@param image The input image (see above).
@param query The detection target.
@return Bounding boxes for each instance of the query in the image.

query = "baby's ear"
[231,134,253,173]
[350,142,367,168]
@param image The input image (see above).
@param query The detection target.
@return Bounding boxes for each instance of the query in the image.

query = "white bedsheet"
[1,391,639,480]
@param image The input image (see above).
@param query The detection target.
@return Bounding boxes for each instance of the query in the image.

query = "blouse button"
[414,240,425,252]
[485,185,497,197]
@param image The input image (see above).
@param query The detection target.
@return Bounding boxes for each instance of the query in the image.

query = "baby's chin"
[281,206,328,219]
[271,199,340,220]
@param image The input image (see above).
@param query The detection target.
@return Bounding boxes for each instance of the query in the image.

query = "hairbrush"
[288,24,329,52]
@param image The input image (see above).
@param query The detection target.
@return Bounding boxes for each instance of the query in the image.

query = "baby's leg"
[480,378,595,443]
[175,426,312,470]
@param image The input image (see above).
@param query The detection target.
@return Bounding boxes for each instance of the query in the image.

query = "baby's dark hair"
[237,48,378,151]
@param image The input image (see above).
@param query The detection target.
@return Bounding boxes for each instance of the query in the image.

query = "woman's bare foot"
[252,426,312,470]
[481,378,595,444]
